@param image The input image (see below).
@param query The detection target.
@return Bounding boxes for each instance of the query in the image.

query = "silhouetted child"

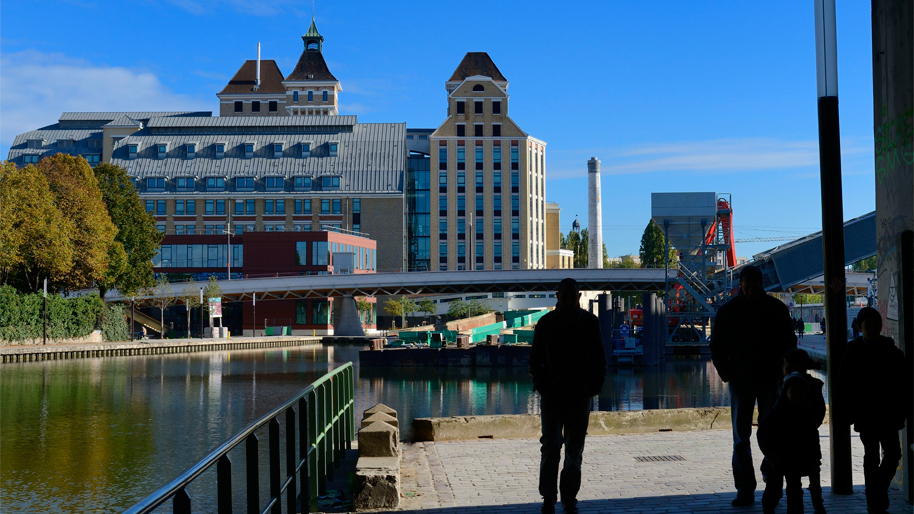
[838,307,913,514]
[757,349,826,514]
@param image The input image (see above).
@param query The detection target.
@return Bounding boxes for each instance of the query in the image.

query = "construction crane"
[734,236,798,243]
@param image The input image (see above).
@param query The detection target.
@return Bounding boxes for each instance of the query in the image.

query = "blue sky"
[1,0,877,260]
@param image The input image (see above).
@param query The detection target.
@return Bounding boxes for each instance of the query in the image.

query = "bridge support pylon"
[334,295,366,337]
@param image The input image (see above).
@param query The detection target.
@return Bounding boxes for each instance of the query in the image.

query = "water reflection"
[0,343,792,513]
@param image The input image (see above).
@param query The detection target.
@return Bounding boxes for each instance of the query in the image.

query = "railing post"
[333,375,342,468]
[285,407,297,514]
[217,455,232,514]
[310,389,322,504]
[300,397,311,514]
[348,366,354,447]
[246,433,260,514]
[269,418,282,514]
[173,488,191,514]
[321,383,332,488]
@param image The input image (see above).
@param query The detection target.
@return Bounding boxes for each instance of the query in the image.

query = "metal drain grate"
[633,455,686,463]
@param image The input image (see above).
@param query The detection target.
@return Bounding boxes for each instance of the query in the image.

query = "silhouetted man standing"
[710,265,797,507]
[530,278,607,514]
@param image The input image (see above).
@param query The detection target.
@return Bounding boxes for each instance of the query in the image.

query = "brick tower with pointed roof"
[282,18,342,116]
[429,52,548,271]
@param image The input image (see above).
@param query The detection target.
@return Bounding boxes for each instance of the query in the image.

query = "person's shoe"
[561,501,579,514]
[731,493,755,507]
[541,498,556,514]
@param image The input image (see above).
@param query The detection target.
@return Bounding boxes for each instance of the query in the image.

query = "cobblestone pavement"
[392,426,913,514]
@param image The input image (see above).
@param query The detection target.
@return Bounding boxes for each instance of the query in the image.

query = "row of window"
[290,90,330,103]
[145,197,360,216]
[233,100,279,113]
[128,141,336,161]
[153,244,242,268]
[437,217,519,241]
[455,124,502,137]
[437,241,520,268]
[438,141,520,171]
[455,100,501,116]
[436,194,521,218]
[437,171,520,194]
[139,175,340,191]
[294,241,376,271]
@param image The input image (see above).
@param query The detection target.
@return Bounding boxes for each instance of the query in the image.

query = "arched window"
[472,84,484,92]
[306,40,319,51]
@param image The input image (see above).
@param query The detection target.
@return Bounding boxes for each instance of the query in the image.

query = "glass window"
[332,199,341,214]
[512,195,520,215]
[234,101,243,113]
[456,124,465,137]
[245,199,255,214]
[265,177,283,188]
[312,241,329,266]
[493,125,501,137]
[276,199,285,215]
[511,147,519,170]
[322,91,328,102]
[457,147,465,170]
[353,198,360,213]
[156,200,166,215]
[512,242,520,263]
[492,101,501,114]
[475,101,483,114]
[476,242,484,263]
[494,243,502,263]
[206,177,224,190]
[295,176,312,189]
[457,242,466,263]
[494,218,502,239]
[157,224,166,233]
[439,242,447,264]
[476,195,484,216]
[456,101,465,115]
[186,200,196,215]
[457,196,465,216]
[439,195,447,216]
[474,124,483,137]
[458,218,466,237]
[308,91,313,102]
[146,177,165,189]
[293,91,299,102]
[264,200,274,214]
[439,218,447,236]
[269,101,277,112]
[494,195,502,215]
[438,172,447,193]
[216,200,225,215]
[252,101,260,113]
[304,199,311,214]
[312,300,329,324]
[145,200,154,213]
[457,172,465,193]
[295,301,307,324]
[205,199,214,215]
[511,172,520,193]
[512,219,520,239]
[321,199,330,214]
[295,241,308,265]
[438,144,447,171]
[175,200,185,215]
[475,172,484,193]
[235,201,243,215]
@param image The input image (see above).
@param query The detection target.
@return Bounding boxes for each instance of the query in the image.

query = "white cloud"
[549,137,873,179]
[1,50,207,156]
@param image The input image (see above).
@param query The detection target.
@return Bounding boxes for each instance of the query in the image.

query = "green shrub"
[102,303,129,342]
[0,285,104,343]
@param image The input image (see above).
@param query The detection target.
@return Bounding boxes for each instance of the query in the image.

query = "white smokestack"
[255,42,261,89]
[588,157,603,269]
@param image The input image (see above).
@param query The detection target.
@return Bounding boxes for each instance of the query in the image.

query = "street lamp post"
[814,0,851,494]
[43,278,47,346]
[199,287,205,339]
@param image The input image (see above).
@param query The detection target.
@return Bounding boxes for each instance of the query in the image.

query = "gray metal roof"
[146,115,357,129]
[59,112,211,122]
[103,115,143,128]
[109,122,406,193]
[7,127,103,166]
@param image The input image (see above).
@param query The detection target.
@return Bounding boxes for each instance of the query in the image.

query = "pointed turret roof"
[303,18,323,41]
[448,52,507,82]
[286,19,337,82]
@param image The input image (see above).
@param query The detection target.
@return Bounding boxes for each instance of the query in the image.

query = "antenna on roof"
[254,42,261,91]
[312,0,315,19]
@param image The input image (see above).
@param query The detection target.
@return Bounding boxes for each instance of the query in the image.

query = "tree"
[640,219,671,268]
[466,298,492,317]
[181,279,201,338]
[0,162,75,293]
[203,275,223,329]
[417,298,436,322]
[383,296,417,329]
[94,163,162,299]
[851,256,877,272]
[602,243,610,268]
[447,299,469,318]
[38,154,118,291]
[619,255,639,268]
[355,296,373,326]
[149,275,175,338]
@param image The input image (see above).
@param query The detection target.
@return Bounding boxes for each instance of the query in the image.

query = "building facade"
[429,53,548,270]
[545,202,574,269]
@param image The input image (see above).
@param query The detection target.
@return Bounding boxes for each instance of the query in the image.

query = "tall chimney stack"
[588,157,603,269]
[255,42,261,90]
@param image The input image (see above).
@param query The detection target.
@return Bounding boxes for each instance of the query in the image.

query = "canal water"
[0,343,820,513]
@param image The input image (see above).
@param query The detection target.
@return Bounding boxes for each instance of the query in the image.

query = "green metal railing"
[123,362,354,514]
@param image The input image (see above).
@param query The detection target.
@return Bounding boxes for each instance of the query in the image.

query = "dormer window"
[265,177,284,190]
[23,155,40,164]
[57,139,75,150]
[215,143,226,159]
[472,84,484,92]
[157,143,169,159]
[321,176,340,189]
[83,154,101,165]
[176,177,195,190]
[244,142,255,159]
[206,177,225,190]
[307,40,319,51]
[328,142,339,157]
[272,142,284,158]
[301,142,311,158]
[128,144,138,159]
[294,176,312,190]
[146,177,165,190]
[186,143,197,160]
[236,177,254,190]
[27,139,44,149]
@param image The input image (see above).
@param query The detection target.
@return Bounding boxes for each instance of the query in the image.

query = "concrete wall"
[362,197,405,272]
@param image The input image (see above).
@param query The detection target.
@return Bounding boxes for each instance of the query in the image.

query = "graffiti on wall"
[874,105,913,185]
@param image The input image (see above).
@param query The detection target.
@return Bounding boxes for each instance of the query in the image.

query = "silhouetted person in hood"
[529,278,606,514]
[838,307,912,514]
[711,265,797,507]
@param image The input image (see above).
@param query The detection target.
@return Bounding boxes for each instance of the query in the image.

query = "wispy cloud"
[162,0,303,16]
[1,50,206,156]
[549,137,873,179]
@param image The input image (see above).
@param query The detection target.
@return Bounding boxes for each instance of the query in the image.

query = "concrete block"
[362,412,399,429]
[363,403,397,420]
[353,456,400,510]
[358,421,398,457]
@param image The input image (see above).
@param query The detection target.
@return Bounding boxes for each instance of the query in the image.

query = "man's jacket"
[710,293,797,385]
[838,335,913,432]
[529,307,607,400]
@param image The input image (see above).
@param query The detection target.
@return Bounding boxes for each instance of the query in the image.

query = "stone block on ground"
[353,456,400,510]
[363,403,397,420]
[362,411,399,429]
[358,421,399,457]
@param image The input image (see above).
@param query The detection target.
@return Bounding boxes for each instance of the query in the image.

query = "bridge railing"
[123,362,355,514]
